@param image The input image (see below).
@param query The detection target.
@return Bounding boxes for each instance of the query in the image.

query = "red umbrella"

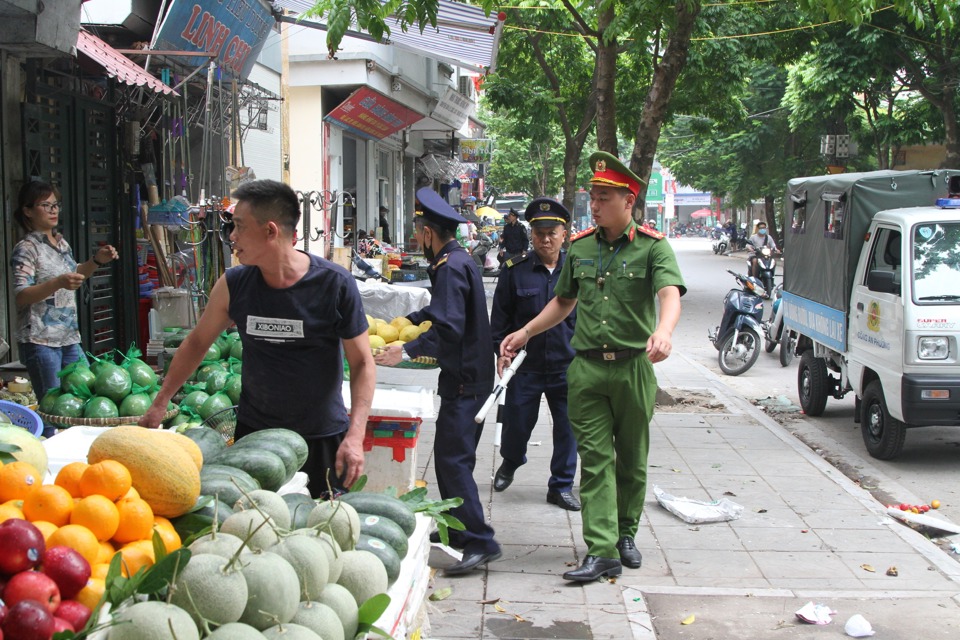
[690,208,714,218]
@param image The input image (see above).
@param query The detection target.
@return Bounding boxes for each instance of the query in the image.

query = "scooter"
[749,246,779,298]
[762,283,795,366]
[712,232,729,255]
[708,270,766,376]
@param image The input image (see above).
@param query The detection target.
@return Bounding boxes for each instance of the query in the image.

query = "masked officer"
[490,198,579,510]
[374,187,501,576]
[500,151,685,582]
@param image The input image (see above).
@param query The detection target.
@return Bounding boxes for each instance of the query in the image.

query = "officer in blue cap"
[490,198,579,510]
[375,187,501,575]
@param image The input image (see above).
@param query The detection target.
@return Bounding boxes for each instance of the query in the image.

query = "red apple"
[0,598,6,624]
[0,520,45,575]
[52,616,75,634]
[3,571,60,614]
[41,546,91,600]
[2,600,54,640]
[54,600,91,632]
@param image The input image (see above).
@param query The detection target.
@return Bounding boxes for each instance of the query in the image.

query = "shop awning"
[324,86,425,140]
[275,0,505,73]
[76,30,179,96]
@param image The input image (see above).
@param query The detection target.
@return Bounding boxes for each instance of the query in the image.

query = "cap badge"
[596,159,606,172]
[539,202,551,211]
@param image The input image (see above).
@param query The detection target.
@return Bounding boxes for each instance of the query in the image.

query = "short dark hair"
[414,216,455,241]
[232,180,300,235]
[15,180,60,232]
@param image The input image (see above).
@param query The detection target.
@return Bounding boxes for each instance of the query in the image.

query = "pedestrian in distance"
[490,197,580,511]
[140,179,376,498]
[11,180,119,436]
[499,208,529,266]
[374,187,502,576]
[501,151,685,583]
[378,206,392,244]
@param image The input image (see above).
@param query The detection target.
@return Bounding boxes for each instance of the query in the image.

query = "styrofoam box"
[371,513,432,639]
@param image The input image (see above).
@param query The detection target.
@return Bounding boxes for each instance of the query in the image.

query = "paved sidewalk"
[379,352,960,639]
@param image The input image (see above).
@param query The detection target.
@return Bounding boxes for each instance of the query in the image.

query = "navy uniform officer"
[501,152,685,583]
[490,198,579,511]
[375,187,501,576]
[499,208,529,264]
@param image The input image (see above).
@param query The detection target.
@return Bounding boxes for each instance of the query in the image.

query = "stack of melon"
[366,315,432,350]
[167,331,243,431]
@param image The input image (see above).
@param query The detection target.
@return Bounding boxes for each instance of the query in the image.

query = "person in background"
[490,198,579,511]
[11,180,118,436]
[140,179,375,498]
[499,208,529,266]
[747,220,777,278]
[378,206,392,244]
[500,151,685,583]
[374,187,501,576]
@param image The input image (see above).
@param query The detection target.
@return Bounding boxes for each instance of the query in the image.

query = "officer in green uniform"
[501,151,685,582]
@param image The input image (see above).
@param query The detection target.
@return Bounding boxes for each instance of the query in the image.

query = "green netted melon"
[283,494,316,530]
[260,623,322,639]
[238,552,300,630]
[188,531,249,559]
[335,549,388,607]
[107,601,199,640]
[220,509,280,551]
[306,501,360,550]
[234,490,292,530]
[0,425,48,476]
[170,553,248,628]
[206,622,267,639]
[316,584,358,640]
[290,602,344,640]
[288,528,342,584]
[269,535,329,601]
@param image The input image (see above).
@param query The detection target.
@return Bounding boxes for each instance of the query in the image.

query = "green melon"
[270,535,329,601]
[356,534,401,584]
[290,602,344,640]
[0,425,48,475]
[238,552,300,630]
[283,494,317,530]
[306,501,360,551]
[260,623,322,639]
[220,509,280,551]
[170,553,248,628]
[316,583,358,640]
[335,549,388,607]
[188,531,249,559]
[108,601,199,640]
[234,490,292,530]
[206,622,267,639]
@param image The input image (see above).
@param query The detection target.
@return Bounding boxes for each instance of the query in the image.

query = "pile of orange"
[0,458,182,607]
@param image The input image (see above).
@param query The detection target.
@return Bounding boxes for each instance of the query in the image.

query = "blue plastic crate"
[0,400,43,437]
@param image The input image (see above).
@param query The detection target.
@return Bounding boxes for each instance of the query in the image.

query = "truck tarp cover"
[783,170,959,313]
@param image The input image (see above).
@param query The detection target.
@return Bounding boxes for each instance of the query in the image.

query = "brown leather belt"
[576,348,644,362]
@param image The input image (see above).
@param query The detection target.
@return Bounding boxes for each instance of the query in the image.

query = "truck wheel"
[860,380,906,460]
[798,351,829,416]
[717,328,761,376]
[779,330,796,367]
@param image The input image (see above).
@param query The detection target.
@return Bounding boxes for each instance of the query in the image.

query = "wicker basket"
[370,347,438,370]
[37,408,179,428]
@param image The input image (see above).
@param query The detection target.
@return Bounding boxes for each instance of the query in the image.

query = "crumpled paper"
[795,601,835,625]
[653,485,743,524]
[844,614,875,637]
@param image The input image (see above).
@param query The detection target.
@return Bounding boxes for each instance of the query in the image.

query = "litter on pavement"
[795,601,835,624]
[844,614,875,637]
[653,485,743,524]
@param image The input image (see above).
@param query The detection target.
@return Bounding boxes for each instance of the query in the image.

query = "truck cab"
[782,170,960,459]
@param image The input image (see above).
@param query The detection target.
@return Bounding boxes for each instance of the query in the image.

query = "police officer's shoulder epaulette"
[571,227,597,242]
[632,225,665,241]
[505,252,529,268]
[432,255,450,271]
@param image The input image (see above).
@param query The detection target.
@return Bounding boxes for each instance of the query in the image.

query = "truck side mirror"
[867,270,898,295]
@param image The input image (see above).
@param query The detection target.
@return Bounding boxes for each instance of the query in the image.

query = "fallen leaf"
[756,508,768,513]
[886,566,898,577]
[671,468,682,473]
[681,614,696,625]
[479,598,500,605]
[494,603,506,613]
[711,464,721,469]
[860,564,875,573]
[513,614,526,622]
[429,587,453,601]
[723,491,737,496]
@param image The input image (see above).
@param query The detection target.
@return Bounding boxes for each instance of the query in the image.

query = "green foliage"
[397,486,465,545]
[0,442,21,465]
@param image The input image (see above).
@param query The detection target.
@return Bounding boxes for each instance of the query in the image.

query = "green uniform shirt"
[554,220,686,351]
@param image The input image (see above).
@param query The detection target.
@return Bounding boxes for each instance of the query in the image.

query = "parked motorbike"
[708,270,766,376]
[712,232,730,255]
[762,283,796,366]
[748,245,779,297]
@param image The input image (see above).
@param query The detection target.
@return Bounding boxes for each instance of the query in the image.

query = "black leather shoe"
[443,550,502,576]
[562,556,622,582]
[429,532,464,549]
[616,536,642,568]
[546,490,581,511]
[493,464,515,492]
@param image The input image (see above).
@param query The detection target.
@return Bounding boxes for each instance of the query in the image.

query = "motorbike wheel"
[764,328,778,353]
[860,380,907,460]
[779,329,796,367]
[717,328,761,376]
[798,351,829,416]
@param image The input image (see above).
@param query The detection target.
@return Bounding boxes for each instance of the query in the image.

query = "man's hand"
[59,272,85,291]
[138,404,167,429]
[500,328,529,358]
[496,355,512,378]
[646,330,673,363]
[373,344,403,366]
[336,435,365,488]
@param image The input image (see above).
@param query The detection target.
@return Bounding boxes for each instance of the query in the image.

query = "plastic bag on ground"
[653,485,743,524]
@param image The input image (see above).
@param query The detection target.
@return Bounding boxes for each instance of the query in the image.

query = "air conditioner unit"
[458,76,474,99]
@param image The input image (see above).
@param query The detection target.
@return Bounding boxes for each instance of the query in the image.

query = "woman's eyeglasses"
[35,202,61,212]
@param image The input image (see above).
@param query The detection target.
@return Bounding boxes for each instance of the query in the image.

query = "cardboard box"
[332,247,352,271]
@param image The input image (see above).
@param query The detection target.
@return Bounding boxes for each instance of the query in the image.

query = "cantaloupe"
[306,501,360,551]
[108,601,199,640]
[290,602,344,640]
[155,429,204,469]
[188,531,249,559]
[87,426,200,517]
[170,553,248,628]
[235,490,291,530]
[238,552,300,630]
[269,536,329,601]
[316,584,358,640]
[260,623,321,639]
[206,622,267,639]
[290,529,342,583]
[0,425,48,476]
[221,509,280,551]
[335,549,388,607]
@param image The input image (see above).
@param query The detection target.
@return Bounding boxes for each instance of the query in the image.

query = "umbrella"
[690,208,714,219]
[477,206,503,221]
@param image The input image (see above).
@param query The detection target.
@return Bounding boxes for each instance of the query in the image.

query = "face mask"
[759,229,767,235]
[422,229,436,261]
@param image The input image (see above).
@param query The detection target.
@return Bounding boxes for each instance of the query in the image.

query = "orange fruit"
[48,523,100,566]
[79,460,132,501]
[119,486,140,501]
[22,484,75,526]
[95,540,116,564]
[117,542,154,577]
[0,503,24,523]
[75,577,105,610]
[31,520,59,541]
[90,562,111,580]
[152,517,181,553]
[112,498,154,544]
[55,462,89,498]
[71,495,120,542]
[0,461,42,502]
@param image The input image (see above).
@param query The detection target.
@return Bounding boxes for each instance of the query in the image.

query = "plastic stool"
[0,400,44,437]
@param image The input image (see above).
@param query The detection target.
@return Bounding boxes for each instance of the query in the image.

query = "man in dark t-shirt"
[141,180,375,497]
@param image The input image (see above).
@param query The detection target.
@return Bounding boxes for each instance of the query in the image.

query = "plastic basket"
[0,400,44,437]
[37,408,179,428]
[202,405,238,444]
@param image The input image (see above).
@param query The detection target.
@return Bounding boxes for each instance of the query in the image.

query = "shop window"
[822,192,846,240]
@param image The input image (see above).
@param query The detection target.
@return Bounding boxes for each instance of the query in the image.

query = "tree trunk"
[764,195,779,247]
[941,99,960,168]
[628,0,702,215]
[595,4,618,153]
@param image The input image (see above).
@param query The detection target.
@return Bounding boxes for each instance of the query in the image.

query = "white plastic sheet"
[653,485,744,524]
[356,278,431,320]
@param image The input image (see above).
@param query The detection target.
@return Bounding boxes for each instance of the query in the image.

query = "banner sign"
[646,171,663,203]
[324,87,425,141]
[782,291,847,351]
[459,139,493,163]
[154,0,275,81]
[431,87,472,129]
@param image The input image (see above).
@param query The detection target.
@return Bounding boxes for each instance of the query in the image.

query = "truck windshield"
[913,222,960,302]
